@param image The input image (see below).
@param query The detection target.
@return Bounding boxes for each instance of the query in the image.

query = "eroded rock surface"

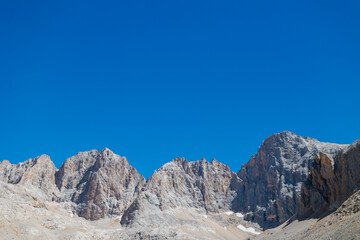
[232,131,347,229]
[298,139,360,219]
[0,132,357,239]
[55,148,145,220]
[0,155,58,199]
[121,157,241,227]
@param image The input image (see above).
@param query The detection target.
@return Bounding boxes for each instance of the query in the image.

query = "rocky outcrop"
[0,155,58,199]
[298,139,360,219]
[254,188,360,240]
[121,157,241,227]
[232,131,347,229]
[0,132,355,234]
[55,148,145,220]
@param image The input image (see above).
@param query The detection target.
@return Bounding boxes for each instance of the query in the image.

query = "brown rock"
[55,148,145,220]
[298,139,360,219]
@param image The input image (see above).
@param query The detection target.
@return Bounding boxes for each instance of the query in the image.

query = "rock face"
[121,157,241,227]
[0,131,357,238]
[0,155,58,199]
[55,148,145,220]
[298,139,360,219]
[255,188,360,240]
[232,131,347,229]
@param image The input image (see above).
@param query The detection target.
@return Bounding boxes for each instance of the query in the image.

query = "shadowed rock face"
[231,131,347,229]
[55,148,145,220]
[120,157,241,227]
[298,139,360,219]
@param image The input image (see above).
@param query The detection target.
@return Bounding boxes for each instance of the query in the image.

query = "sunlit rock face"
[232,131,347,229]
[0,155,59,199]
[0,132,356,237]
[298,139,360,219]
[120,157,241,227]
[55,148,145,220]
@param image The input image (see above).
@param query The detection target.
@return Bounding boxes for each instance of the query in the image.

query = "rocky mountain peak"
[261,131,303,148]
[171,156,188,166]
[0,131,357,239]
[55,149,145,220]
[232,131,348,229]
[0,154,58,200]
[120,157,240,227]
[99,147,116,157]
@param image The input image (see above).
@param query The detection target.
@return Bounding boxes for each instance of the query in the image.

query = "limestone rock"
[121,157,241,227]
[0,132,356,239]
[0,155,58,200]
[232,131,347,229]
[55,148,145,220]
[298,139,360,219]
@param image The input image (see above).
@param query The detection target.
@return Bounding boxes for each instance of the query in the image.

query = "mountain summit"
[0,131,358,240]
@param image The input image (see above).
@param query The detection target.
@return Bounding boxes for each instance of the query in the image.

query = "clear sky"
[1,0,359,178]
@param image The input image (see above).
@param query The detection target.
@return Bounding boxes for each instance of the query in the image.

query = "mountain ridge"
[0,130,357,240]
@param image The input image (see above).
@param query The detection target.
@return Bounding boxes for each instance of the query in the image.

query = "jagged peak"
[100,147,113,154]
[12,154,53,169]
[31,154,55,167]
[264,130,298,141]
[279,130,296,136]
[69,148,122,159]
[164,157,229,170]
[260,131,344,149]
[58,148,130,174]
[159,157,188,170]
[0,159,10,165]
[2,154,52,167]
[211,158,218,164]
[351,138,360,147]
[173,157,187,163]
[71,149,98,158]
[34,154,51,160]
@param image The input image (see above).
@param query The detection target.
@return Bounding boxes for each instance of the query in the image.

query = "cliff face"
[298,139,360,219]
[0,155,58,199]
[120,157,241,227]
[0,132,355,233]
[232,131,347,229]
[55,148,145,220]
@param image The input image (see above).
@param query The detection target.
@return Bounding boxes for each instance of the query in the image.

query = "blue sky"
[1,0,359,178]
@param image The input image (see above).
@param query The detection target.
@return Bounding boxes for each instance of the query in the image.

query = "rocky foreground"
[0,131,359,240]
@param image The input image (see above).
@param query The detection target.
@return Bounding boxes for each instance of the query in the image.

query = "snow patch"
[203,215,208,219]
[236,212,244,218]
[237,224,261,235]
[224,211,234,215]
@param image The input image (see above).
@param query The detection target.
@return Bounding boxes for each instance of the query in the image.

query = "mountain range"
[0,131,359,240]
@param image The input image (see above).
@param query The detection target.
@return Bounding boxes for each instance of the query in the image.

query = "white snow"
[237,224,261,235]
[236,212,244,218]
[224,226,227,230]
[203,215,208,219]
[224,211,234,215]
